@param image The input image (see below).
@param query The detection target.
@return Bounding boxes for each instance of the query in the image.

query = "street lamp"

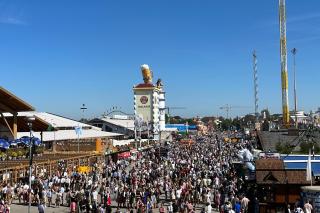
[134,116,143,149]
[27,116,35,213]
[80,104,87,122]
[78,104,87,153]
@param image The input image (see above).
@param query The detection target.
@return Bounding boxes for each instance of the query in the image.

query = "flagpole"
[310,149,313,186]
[78,131,80,153]
[307,148,313,186]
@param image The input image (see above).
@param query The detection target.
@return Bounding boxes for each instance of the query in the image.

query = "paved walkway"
[10,202,220,213]
[10,203,69,213]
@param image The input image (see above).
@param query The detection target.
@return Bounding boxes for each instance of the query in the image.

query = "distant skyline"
[1,0,320,119]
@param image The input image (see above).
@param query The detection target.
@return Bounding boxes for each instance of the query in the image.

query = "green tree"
[260,109,271,120]
[201,116,216,124]
[300,141,320,154]
[165,114,169,123]
[232,117,241,130]
[275,142,294,154]
[242,114,256,128]
[221,119,232,130]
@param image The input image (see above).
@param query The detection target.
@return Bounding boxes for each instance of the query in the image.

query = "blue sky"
[1,0,319,119]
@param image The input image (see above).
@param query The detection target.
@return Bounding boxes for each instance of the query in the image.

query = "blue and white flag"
[75,126,83,136]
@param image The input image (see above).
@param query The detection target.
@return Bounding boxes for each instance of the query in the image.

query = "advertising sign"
[118,152,131,159]
[135,93,152,122]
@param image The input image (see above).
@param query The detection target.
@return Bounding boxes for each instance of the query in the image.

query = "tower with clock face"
[133,65,166,139]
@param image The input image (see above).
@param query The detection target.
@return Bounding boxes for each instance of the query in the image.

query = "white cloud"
[0,16,26,25]
[287,13,320,24]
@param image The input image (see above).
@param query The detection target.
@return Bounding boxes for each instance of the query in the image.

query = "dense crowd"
[0,131,259,213]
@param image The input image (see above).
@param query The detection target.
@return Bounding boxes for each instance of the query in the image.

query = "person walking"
[98,204,105,213]
[304,200,313,213]
[234,201,241,213]
[70,200,77,213]
[38,202,45,213]
[240,195,250,213]
[46,189,52,207]
[167,202,173,213]
[60,186,65,206]
[159,203,165,213]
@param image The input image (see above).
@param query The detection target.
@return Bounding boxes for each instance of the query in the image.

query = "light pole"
[158,131,161,159]
[134,125,137,149]
[147,120,150,146]
[80,104,87,121]
[27,116,35,213]
[134,116,143,149]
[78,104,87,153]
[139,125,142,148]
[291,48,298,128]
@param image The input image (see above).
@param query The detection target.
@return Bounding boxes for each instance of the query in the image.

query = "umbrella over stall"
[0,139,10,150]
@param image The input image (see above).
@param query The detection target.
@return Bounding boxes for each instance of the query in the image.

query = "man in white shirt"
[207,203,212,213]
[241,195,250,213]
[176,188,182,200]
[92,190,98,206]
[60,186,65,205]
[304,200,313,213]
[87,177,91,185]
[206,190,212,204]
[61,177,65,185]
[167,202,173,213]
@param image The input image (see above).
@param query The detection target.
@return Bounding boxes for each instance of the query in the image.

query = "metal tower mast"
[253,50,259,121]
[291,48,298,128]
[279,0,290,128]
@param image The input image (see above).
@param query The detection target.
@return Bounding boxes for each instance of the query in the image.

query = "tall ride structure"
[291,48,298,128]
[253,50,259,121]
[279,0,290,128]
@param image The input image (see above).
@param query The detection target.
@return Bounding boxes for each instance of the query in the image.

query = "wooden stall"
[0,152,104,185]
[256,159,310,213]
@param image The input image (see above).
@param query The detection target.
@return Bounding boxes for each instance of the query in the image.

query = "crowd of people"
[101,132,257,213]
[0,131,262,213]
[0,130,314,213]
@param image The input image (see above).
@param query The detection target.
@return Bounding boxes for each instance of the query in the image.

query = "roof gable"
[0,87,35,113]
[263,172,279,182]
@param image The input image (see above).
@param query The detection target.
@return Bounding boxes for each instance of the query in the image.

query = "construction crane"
[165,107,186,124]
[279,0,290,128]
[219,105,252,119]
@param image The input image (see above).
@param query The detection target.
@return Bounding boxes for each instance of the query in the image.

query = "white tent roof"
[18,129,122,142]
[4,112,95,129]
[112,139,150,146]
[112,139,134,146]
[101,117,135,131]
